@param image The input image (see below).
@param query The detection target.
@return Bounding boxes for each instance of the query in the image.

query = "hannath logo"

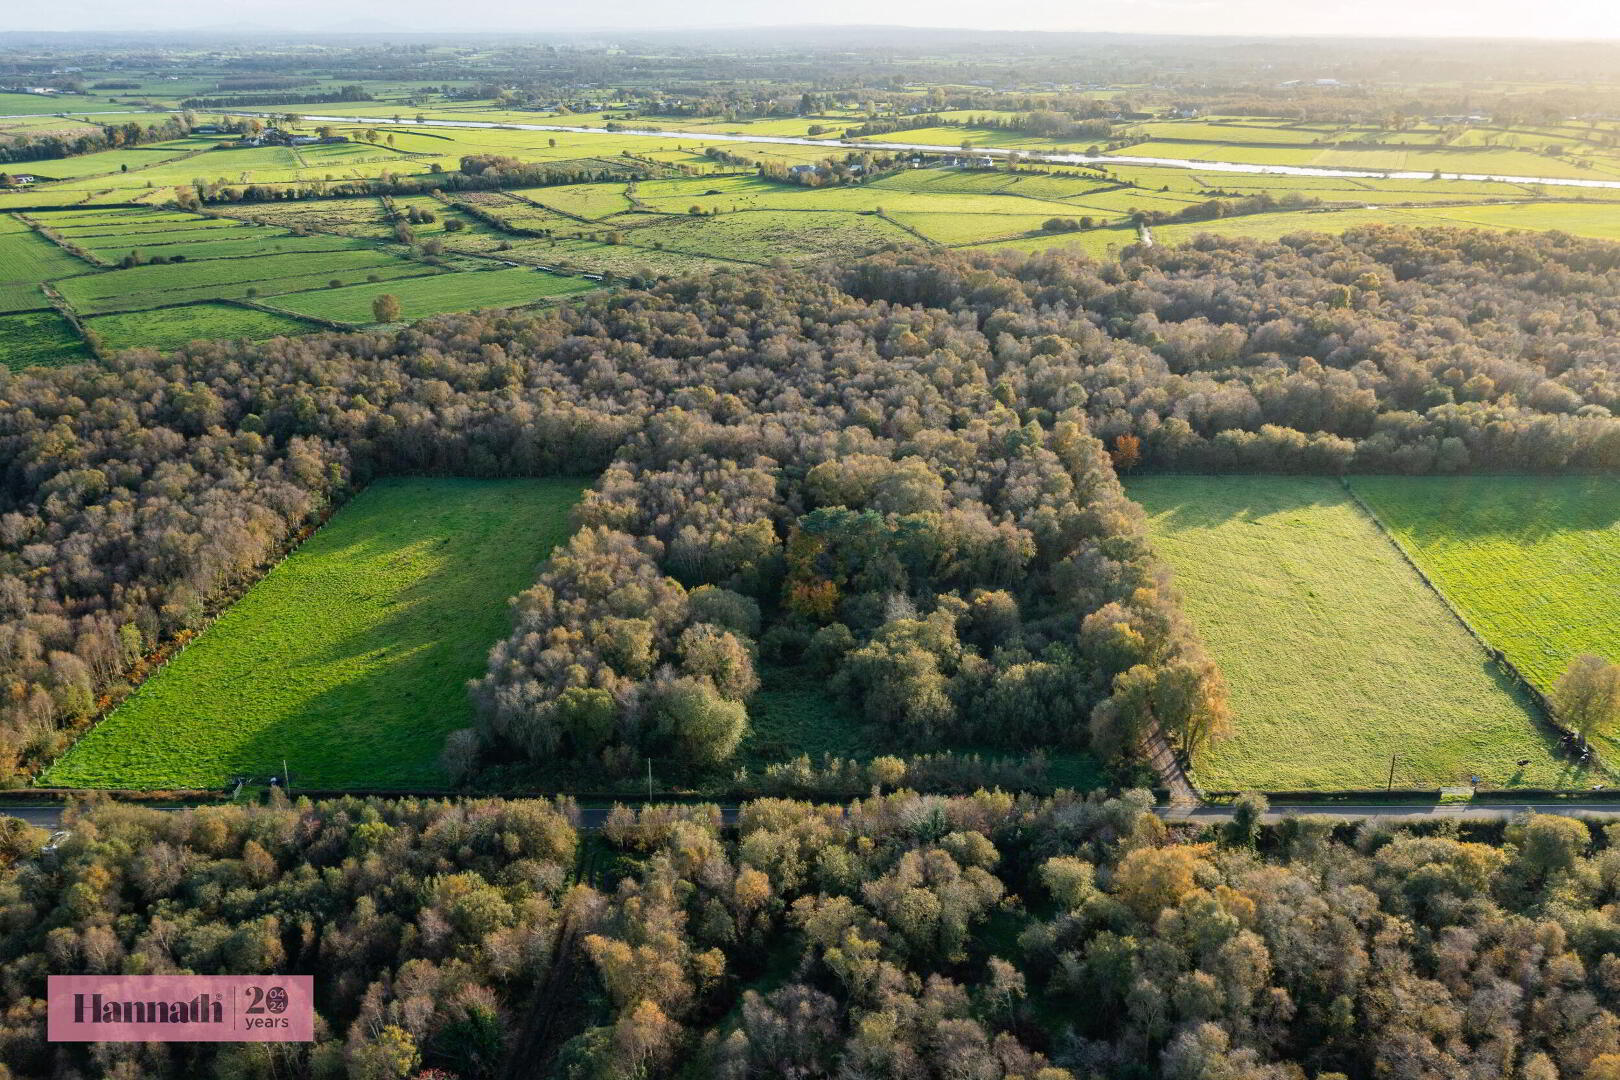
[74,991,224,1025]
[49,975,313,1042]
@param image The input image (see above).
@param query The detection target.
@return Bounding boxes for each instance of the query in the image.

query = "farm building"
[239,127,340,148]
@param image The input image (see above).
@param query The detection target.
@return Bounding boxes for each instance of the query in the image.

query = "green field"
[42,476,588,790]
[0,280,47,313]
[86,303,318,351]
[0,214,94,280]
[1351,476,1620,695]
[12,98,1620,365]
[1131,475,1591,791]
[269,266,596,324]
[0,310,89,369]
[57,248,411,312]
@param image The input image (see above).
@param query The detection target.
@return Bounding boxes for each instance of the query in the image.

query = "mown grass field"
[1352,476,1620,694]
[1131,475,1593,791]
[42,476,588,790]
[0,214,95,280]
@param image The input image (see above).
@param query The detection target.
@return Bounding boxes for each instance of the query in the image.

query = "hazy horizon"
[9,1,1620,41]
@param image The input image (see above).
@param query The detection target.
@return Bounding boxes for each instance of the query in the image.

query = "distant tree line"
[173,155,658,206]
[0,116,192,166]
[179,85,372,109]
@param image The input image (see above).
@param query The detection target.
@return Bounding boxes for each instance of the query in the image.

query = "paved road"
[11,802,1620,831]
[1165,803,1620,823]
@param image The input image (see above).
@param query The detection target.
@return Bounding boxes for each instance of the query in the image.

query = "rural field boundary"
[1339,477,1585,758]
[18,212,109,267]
[25,498,344,786]
[232,295,353,331]
[38,283,99,358]
[875,208,939,246]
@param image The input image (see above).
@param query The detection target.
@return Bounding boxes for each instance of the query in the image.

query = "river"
[277,112,1620,191]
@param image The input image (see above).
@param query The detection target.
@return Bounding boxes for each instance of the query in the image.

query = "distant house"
[10,174,37,185]
[191,124,220,135]
[788,164,819,177]
[239,126,321,148]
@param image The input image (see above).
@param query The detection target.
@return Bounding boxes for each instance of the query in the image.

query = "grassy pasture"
[51,219,246,239]
[82,233,374,262]
[271,267,595,323]
[0,92,96,114]
[86,303,319,351]
[1149,207,1459,246]
[0,280,47,312]
[1396,201,1620,240]
[890,211,1062,245]
[503,235,733,276]
[42,477,588,790]
[210,198,394,236]
[14,146,202,181]
[0,310,88,368]
[512,182,633,219]
[1351,476,1620,696]
[0,214,96,279]
[56,248,411,312]
[1131,475,1590,791]
[12,103,1620,366]
[626,209,916,263]
[969,226,1141,257]
[67,262,437,316]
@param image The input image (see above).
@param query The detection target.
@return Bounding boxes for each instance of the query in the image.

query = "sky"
[14,0,1620,38]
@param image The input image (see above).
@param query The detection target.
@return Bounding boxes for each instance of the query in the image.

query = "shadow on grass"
[190,478,584,790]
[1128,474,1352,533]
[1350,474,1620,546]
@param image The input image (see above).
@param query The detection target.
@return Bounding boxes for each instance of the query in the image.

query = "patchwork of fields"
[9,100,1620,368]
[0,202,601,360]
[1131,475,1595,791]
[42,477,588,790]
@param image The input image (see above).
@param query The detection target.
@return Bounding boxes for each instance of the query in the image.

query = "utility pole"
[1387,754,1397,792]
[646,759,653,802]
[284,757,292,796]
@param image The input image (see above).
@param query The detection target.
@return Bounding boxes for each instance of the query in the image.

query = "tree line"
[0,116,193,167]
